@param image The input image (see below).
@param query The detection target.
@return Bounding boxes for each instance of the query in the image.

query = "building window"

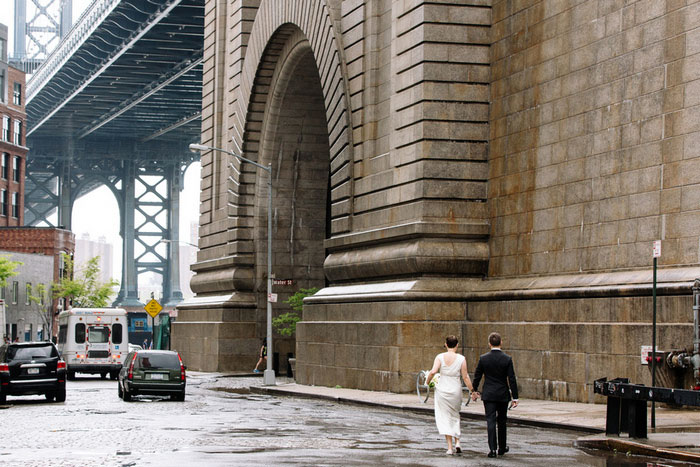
[13,120,21,145]
[13,82,21,106]
[2,116,8,141]
[0,285,5,299]
[25,283,31,305]
[11,281,18,304]
[11,192,19,218]
[1,153,7,179]
[12,156,20,182]
[0,70,5,104]
[0,190,7,216]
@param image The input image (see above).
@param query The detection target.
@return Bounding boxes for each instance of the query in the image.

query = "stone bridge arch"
[177,0,494,391]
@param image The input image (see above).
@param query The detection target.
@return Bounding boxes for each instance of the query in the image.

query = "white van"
[57,308,128,380]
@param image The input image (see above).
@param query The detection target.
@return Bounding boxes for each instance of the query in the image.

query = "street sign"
[144,299,163,318]
[268,293,278,303]
[653,240,661,258]
[272,279,294,286]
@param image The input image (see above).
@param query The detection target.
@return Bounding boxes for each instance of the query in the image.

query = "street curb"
[574,436,700,464]
[250,386,602,435]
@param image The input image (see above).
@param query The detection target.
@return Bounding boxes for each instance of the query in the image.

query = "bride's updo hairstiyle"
[445,335,458,349]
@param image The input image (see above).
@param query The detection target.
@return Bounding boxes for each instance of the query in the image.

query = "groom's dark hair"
[488,332,501,347]
[445,335,458,348]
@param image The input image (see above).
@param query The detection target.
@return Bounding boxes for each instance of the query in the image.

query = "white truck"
[57,308,128,380]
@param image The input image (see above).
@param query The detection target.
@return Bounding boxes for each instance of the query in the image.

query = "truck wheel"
[55,385,66,402]
[110,371,119,380]
[0,393,5,404]
[100,372,107,379]
[67,370,76,381]
[45,392,55,402]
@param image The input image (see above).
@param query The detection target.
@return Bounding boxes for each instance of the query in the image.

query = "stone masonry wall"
[489,0,700,277]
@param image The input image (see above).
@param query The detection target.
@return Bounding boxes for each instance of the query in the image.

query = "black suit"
[472,348,518,454]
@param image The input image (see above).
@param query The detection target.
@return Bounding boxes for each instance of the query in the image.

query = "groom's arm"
[472,357,484,392]
[507,357,518,401]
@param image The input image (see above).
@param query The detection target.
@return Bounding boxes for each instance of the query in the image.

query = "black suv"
[118,350,186,401]
[0,341,67,403]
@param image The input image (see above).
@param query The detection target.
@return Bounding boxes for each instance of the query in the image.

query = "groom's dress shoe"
[498,446,509,456]
[487,451,497,458]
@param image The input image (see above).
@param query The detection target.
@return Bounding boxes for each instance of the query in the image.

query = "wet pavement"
[0,372,697,466]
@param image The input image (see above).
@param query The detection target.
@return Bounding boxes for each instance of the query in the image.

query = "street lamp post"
[189,143,275,386]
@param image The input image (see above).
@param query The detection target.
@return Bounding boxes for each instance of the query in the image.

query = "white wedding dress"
[434,353,464,437]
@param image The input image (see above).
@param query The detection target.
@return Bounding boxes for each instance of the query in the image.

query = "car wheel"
[55,385,66,402]
[123,388,132,402]
[117,382,123,399]
[172,391,185,402]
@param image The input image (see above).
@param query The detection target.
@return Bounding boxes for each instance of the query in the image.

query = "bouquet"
[429,373,440,388]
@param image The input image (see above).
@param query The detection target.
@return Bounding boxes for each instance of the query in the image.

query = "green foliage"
[52,254,120,308]
[272,287,319,337]
[272,312,301,337]
[0,255,22,288]
[285,287,319,312]
[27,283,52,331]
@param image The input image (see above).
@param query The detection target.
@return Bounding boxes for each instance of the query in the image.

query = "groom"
[471,332,519,458]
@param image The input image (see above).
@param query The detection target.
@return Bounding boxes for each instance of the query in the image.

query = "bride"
[426,335,474,455]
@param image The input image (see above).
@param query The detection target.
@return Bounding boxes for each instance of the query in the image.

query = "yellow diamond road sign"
[144,299,163,318]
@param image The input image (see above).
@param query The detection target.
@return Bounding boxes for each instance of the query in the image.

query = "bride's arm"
[460,358,474,391]
[425,355,441,385]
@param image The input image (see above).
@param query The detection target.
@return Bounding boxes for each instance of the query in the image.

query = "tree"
[0,255,22,287]
[27,283,52,339]
[52,254,119,308]
[272,287,319,337]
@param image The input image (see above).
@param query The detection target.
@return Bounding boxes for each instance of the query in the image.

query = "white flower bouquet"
[429,373,440,388]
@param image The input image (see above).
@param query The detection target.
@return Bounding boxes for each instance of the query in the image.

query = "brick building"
[0,227,75,339]
[0,24,26,226]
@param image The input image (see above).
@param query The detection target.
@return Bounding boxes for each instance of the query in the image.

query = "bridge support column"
[114,161,141,307]
[163,164,184,306]
[57,161,72,230]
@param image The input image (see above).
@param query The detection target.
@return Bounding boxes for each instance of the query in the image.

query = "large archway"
[253,30,331,371]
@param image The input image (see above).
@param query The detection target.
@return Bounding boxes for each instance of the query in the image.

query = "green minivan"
[118,350,186,401]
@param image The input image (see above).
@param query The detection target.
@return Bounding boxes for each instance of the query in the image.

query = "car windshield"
[136,353,180,369]
[7,345,58,360]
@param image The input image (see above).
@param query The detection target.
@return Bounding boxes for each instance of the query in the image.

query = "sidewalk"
[237,377,700,464]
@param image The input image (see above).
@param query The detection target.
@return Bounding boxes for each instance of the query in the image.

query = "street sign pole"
[651,240,661,429]
[144,299,163,350]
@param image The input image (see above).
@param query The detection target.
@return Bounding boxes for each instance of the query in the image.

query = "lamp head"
[189,143,209,152]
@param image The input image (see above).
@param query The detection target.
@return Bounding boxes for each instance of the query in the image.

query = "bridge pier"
[114,160,141,307]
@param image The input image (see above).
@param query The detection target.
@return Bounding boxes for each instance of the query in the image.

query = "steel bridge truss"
[25,141,196,307]
[12,0,73,74]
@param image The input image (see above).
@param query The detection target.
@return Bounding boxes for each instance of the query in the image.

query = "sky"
[1,1,202,280]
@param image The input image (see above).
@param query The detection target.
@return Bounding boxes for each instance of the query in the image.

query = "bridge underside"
[25,0,205,307]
